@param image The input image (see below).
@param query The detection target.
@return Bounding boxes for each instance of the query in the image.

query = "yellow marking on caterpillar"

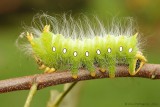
[72,74,78,79]
[99,68,106,72]
[109,74,115,78]
[26,32,34,45]
[43,25,50,33]
[48,68,56,73]
[134,33,138,38]
[39,64,46,70]
[44,67,50,73]
[44,67,56,73]
[91,72,96,77]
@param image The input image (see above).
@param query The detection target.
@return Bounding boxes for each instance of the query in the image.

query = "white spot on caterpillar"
[85,51,89,57]
[120,46,123,52]
[73,51,78,57]
[63,48,67,54]
[52,47,56,52]
[129,48,133,53]
[108,48,111,53]
[97,49,101,55]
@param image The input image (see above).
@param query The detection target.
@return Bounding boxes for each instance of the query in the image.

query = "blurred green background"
[0,0,160,107]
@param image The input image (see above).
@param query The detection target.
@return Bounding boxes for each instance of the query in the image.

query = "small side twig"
[0,64,160,94]
[48,82,78,107]
[24,83,37,107]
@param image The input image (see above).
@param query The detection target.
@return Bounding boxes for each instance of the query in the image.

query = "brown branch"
[0,64,160,94]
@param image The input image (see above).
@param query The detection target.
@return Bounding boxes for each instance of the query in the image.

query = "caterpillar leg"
[71,69,78,79]
[107,58,116,78]
[108,66,116,78]
[34,56,56,73]
[44,67,56,73]
[71,62,80,79]
[86,63,96,77]
[98,58,115,78]
[99,68,106,73]
[129,51,147,75]
[97,59,107,73]
[83,60,96,77]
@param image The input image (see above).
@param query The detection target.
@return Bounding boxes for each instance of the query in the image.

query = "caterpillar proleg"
[18,14,147,79]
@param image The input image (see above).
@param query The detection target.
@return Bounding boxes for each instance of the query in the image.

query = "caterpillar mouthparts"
[19,14,147,79]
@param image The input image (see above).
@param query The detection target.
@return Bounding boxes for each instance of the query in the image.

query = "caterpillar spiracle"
[18,14,147,79]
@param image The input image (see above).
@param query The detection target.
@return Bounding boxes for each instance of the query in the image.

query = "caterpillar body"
[20,14,147,79]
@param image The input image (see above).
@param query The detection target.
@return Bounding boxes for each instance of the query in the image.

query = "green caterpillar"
[21,14,147,79]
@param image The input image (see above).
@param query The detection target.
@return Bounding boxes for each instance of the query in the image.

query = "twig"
[24,83,37,107]
[0,64,160,94]
[48,82,78,107]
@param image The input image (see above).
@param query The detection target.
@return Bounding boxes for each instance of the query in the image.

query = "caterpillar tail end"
[129,51,147,75]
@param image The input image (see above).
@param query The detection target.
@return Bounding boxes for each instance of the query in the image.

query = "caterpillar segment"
[26,24,147,79]
[27,30,56,74]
